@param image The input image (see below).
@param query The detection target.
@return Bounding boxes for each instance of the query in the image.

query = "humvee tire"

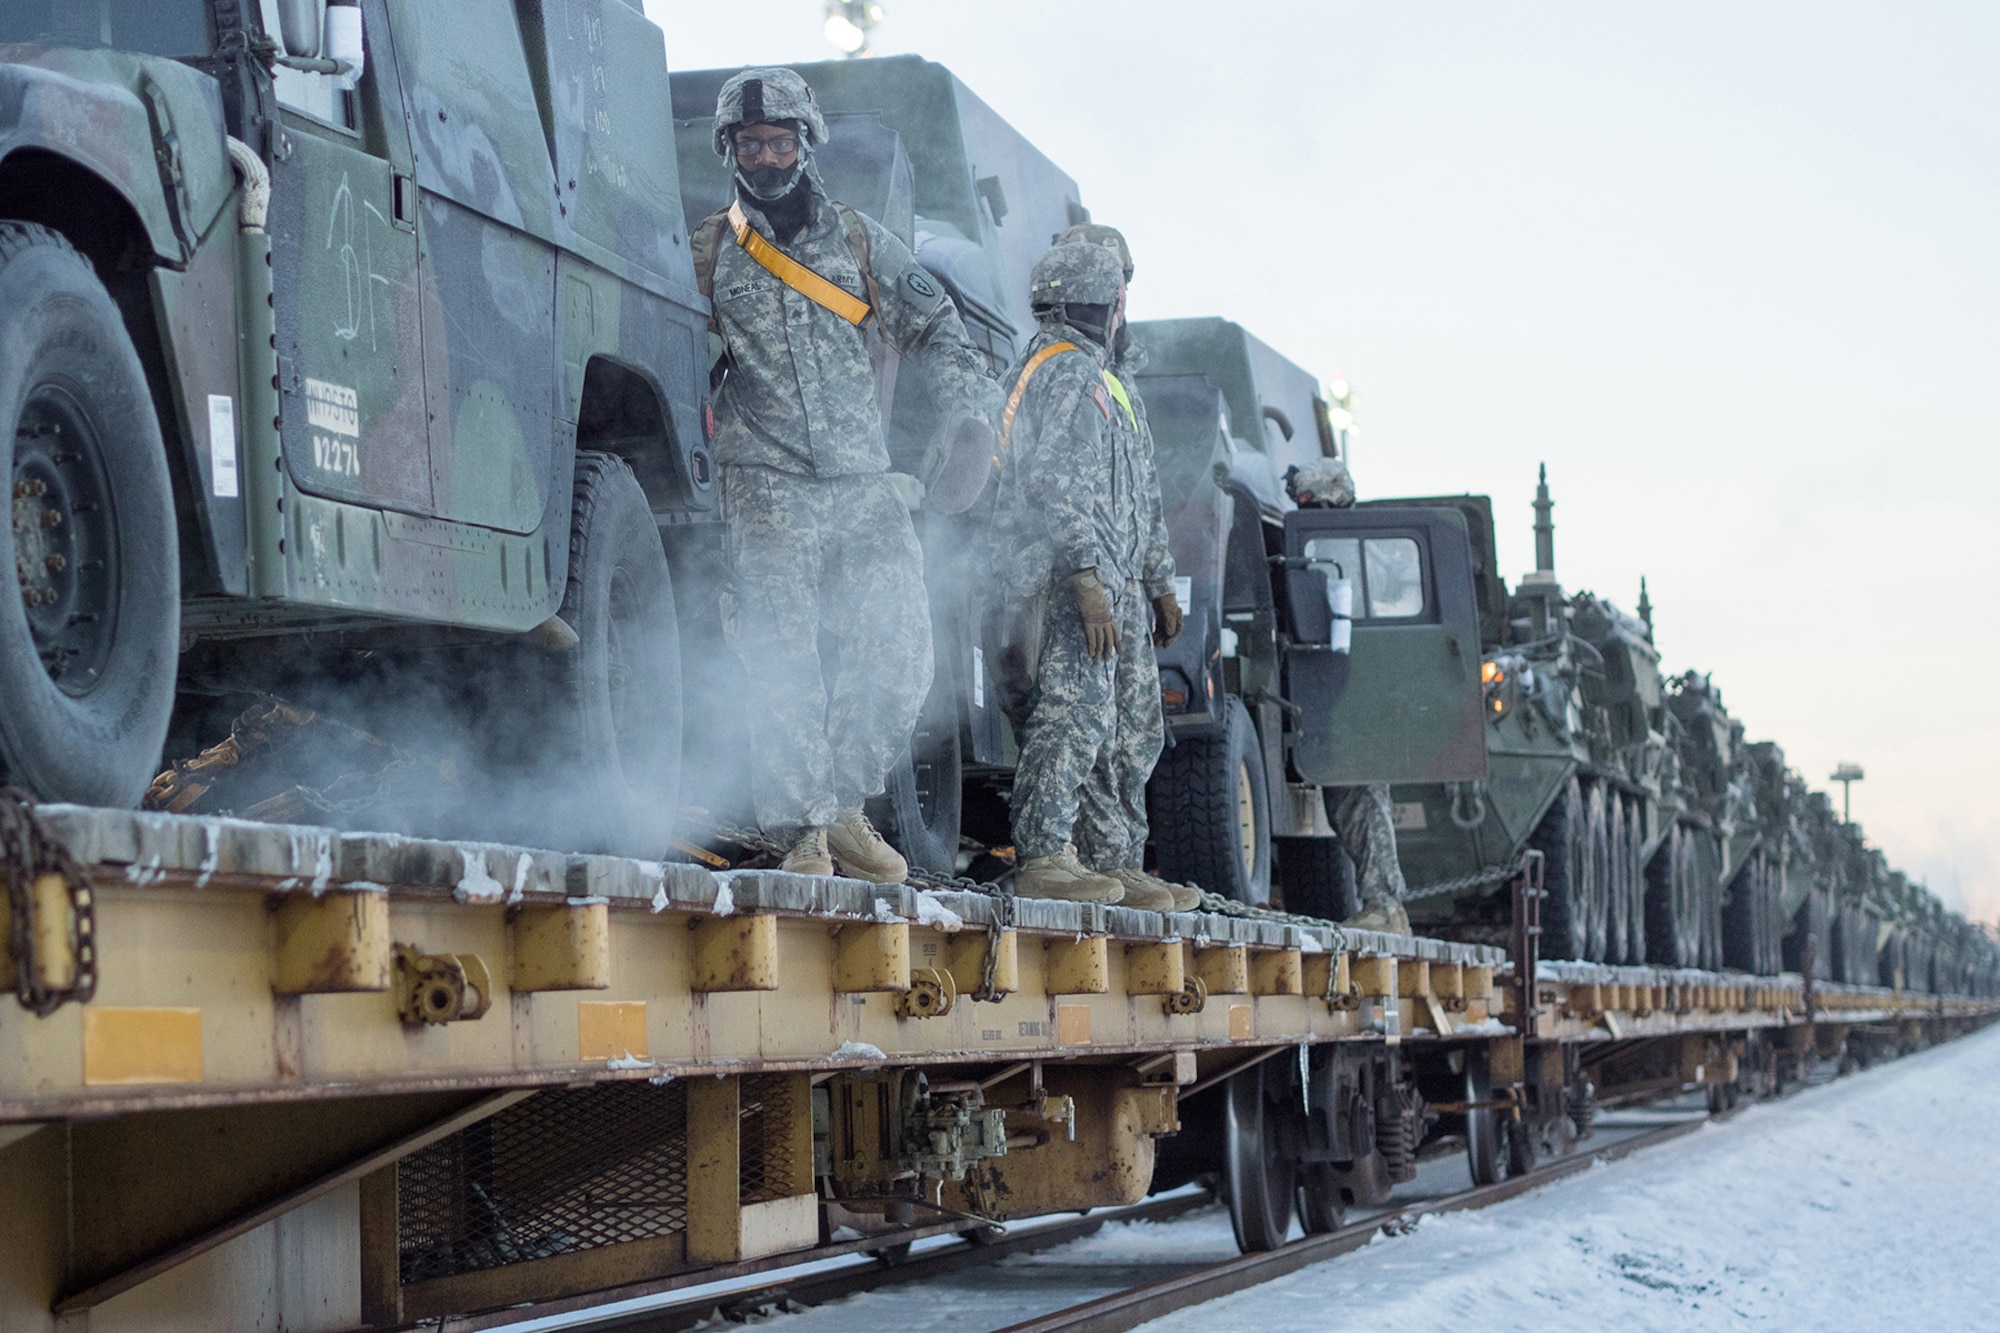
[0,223,177,806]
[538,452,681,858]
[1274,835,1357,922]
[1149,695,1271,905]
[866,614,961,875]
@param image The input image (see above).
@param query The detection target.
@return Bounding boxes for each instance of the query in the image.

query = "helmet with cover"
[713,67,829,202]
[1055,222,1134,283]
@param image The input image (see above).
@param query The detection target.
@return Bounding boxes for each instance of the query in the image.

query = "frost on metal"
[915,892,965,932]
[454,851,505,904]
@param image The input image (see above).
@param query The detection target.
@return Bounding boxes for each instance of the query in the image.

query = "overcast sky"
[649,1,2000,925]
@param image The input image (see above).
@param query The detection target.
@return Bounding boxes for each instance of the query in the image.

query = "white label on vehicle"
[206,394,239,497]
[304,378,360,436]
[1391,801,1428,831]
[972,646,985,708]
[1173,575,1192,608]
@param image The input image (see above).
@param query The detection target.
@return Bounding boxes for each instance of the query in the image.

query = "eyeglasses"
[734,135,800,162]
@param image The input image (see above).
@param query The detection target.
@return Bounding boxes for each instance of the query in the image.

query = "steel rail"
[482,1190,1219,1333]
[989,1112,1718,1333]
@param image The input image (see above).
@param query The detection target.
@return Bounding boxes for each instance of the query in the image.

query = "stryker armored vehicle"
[0,0,713,854]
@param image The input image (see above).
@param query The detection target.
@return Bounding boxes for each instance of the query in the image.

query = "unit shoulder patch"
[1091,383,1111,418]
[906,270,938,299]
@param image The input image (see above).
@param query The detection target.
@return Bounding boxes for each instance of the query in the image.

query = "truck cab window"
[257,0,354,129]
[1305,535,1426,620]
[1364,537,1424,617]
[0,0,211,54]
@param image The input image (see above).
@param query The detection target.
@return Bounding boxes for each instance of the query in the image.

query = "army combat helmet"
[1030,240,1125,346]
[713,67,829,201]
[1056,223,1134,283]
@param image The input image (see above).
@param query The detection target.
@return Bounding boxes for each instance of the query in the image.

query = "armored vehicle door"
[1280,507,1488,785]
[385,0,560,534]
[262,0,432,516]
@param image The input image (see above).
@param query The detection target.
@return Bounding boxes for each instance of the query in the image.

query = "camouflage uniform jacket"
[990,324,1158,599]
[697,189,997,477]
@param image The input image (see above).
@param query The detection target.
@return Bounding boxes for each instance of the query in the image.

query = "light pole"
[1830,762,1864,823]
[823,1,884,58]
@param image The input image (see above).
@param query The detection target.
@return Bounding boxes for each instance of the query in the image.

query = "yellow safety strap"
[996,341,1080,461]
[727,200,872,327]
[1101,370,1137,429]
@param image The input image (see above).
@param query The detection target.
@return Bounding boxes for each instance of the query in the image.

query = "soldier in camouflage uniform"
[989,242,1168,907]
[696,68,999,882]
[1053,224,1196,912]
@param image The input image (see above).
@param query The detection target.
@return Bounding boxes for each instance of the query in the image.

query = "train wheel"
[1502,1114,1537,1177]
[1464,1048,1503,1187]
[1296,1162,1346,1234]
[1223,1061,1295,1252]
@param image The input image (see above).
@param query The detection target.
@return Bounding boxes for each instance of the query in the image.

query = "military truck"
[1130,317,1490,910]
[0,0,714,853]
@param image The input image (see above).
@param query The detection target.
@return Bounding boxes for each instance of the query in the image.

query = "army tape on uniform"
[726,201,872,326]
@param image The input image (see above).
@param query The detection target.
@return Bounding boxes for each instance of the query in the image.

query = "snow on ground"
[1142,1024,2000,1332]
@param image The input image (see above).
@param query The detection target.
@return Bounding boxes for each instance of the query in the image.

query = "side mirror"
[324,0,365,91]
[273,0,325,59]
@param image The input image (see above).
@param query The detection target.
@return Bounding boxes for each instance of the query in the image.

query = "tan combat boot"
[1108,868,1203,913]
[1102,868,1177,912]
[1015,845,1124,903]
[827,808,908,885]
[1344,895,1412,936]
[780,827,834,877]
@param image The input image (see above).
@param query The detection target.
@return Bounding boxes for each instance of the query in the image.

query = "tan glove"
[1152,591,1183,647]
[1071,570,1120,662]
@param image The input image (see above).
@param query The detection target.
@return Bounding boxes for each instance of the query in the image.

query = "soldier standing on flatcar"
[988,242,1169,907]
[693,67,999,882]
[1051,223,1198,912]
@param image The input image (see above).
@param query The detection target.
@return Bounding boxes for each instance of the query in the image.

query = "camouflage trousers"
[1074,585,1163,871]
[1331,784,1408,905]
[1002,579,1127,861]
[722,465,934,832]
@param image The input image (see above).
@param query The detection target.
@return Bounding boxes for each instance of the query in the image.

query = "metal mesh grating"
[397,1082,689,1284]
[738,1072,801,1205]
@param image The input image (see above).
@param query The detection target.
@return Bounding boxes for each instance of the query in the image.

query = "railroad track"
[992,1111,1723,1333]
[522,1190,1221,1333]
[497,1102,1724,1333]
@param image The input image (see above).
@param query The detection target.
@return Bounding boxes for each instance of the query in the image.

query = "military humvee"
[0,0,712,852]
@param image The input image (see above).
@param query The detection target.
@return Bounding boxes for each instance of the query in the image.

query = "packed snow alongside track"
[1140,1025,2000,1331]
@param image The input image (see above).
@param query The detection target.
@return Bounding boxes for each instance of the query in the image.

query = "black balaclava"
[733,118,815,242]
[1046,302,1115,351]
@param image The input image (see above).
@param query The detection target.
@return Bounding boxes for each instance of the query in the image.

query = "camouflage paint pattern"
[721,463,932,832]
[1073,578,1162,872]
[696,186,997,477]
[1003,580,1117,862]
[988,327,1153,599]
[1331,784,1409,908]
[1074,351,1172,872]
